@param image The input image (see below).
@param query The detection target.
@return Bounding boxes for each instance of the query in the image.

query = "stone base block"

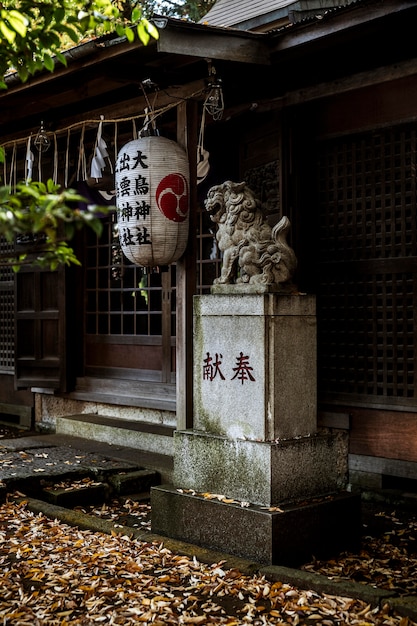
[174,429,348,507]
[193,293,317,440]
[151,485,361,566]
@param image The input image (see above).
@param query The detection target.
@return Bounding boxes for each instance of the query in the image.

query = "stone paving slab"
[0,441,141,484]
[0,436,64,451]
[1,433,174,484]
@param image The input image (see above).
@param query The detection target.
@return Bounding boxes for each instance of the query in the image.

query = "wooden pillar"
[176,99,198,430]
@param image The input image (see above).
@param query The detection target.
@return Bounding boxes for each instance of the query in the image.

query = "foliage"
[141,0,215,21]
[0,0,214,270]
[0,1,159,269]
[0,180,107,270]
[0,1,159,88]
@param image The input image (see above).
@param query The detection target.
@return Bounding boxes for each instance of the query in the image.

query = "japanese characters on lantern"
[115,135,190,267]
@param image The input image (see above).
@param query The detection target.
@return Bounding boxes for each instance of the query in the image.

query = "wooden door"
[15,266,67,390]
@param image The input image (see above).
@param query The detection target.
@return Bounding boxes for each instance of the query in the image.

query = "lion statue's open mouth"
[204,180,297,288]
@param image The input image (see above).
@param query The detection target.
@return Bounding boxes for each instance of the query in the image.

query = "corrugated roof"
[200,0,358,29]
[200,0,291,27]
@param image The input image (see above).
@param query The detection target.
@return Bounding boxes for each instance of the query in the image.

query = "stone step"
[55,414,175,457]
[54,415,174,484]
[108,469,160,496]
[42,481,108,508]
[41,469,161,507]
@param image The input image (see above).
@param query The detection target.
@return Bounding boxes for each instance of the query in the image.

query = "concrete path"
[0,432,172,485]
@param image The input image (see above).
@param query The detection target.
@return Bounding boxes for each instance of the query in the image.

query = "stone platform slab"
[151,484,361,566]
[174,429,348,507]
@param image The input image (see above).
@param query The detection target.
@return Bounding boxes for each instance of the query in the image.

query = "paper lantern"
[115,135,190,267]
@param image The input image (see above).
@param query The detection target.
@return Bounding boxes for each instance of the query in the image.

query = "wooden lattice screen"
[0,238,15,372]
[85,214,171,337]
[317,125,417,408]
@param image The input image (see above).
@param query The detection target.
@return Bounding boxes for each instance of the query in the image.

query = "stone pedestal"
[193,292,316,441]
[172,429,348,507]
[152,486,361,566]
[151,291,361,565]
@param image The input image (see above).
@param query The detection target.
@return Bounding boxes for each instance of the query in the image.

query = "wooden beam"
[349,454,417,481]
[2,37,152,96]
[158,29,270,65]
[318,410,351,430]
[350,408,417,463]
[272,0,415,53]
[176,99,198,431]
[284,58,417,106]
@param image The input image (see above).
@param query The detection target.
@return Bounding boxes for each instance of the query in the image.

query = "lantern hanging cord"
[0,86,206,152]
[140,81,158,132]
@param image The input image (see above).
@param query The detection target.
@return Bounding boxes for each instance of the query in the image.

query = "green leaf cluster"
[0,0,214,269]
[142,0,215,22]
[0,0,160,88]
[0,179,110,270]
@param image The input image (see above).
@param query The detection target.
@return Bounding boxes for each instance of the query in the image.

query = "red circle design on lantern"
[156,173,189,223]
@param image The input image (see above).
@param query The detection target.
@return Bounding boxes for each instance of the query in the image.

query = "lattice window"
[84,213,176,383]
[85,213,173,336]
[196,203,221,294]
[0,238,15,372]
[317,125,417,406]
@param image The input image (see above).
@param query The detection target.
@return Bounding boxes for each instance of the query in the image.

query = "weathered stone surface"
[174,429,348,507]
[43,483,107,508]
[193,293,316,441]
[108,469,160,495]
[154,290,360,566]
[204,181,297,288]
[151,485,361,566]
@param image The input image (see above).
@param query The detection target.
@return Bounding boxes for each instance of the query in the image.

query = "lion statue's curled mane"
[205,180,297,288]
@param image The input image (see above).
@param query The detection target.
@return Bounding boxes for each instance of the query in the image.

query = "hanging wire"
[203,76,224,121]
[114,121,118,163]
[53,133,58,184]
[140,81,159,133]
[0,86,207,159]
[65,128,71,188]
[8,143,17,191]
[0,85,211,190]
[77,124,87,181]
[197,106,210,184]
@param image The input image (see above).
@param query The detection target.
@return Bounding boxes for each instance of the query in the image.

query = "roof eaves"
[268,0,417,52]
[221,8,293,31]
[198,0,355,27]
[288,0,362,24]
[5,32,128,87]
[4,16,270,91]
[156,15,270,65]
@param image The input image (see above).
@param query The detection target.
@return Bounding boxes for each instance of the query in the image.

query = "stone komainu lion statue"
[205,180,297,288]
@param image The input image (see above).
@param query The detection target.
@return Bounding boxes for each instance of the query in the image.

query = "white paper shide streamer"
[90,116,111,182]
[25,136,34,182]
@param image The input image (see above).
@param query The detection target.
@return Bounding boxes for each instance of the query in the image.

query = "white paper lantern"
[115,135,190,267]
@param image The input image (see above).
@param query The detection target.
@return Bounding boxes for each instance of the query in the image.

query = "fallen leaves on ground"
[302,508,417,596]
[76,497,152,531]
[78,498,417,598]
[0,500,415,625]
[45,477,104,492]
